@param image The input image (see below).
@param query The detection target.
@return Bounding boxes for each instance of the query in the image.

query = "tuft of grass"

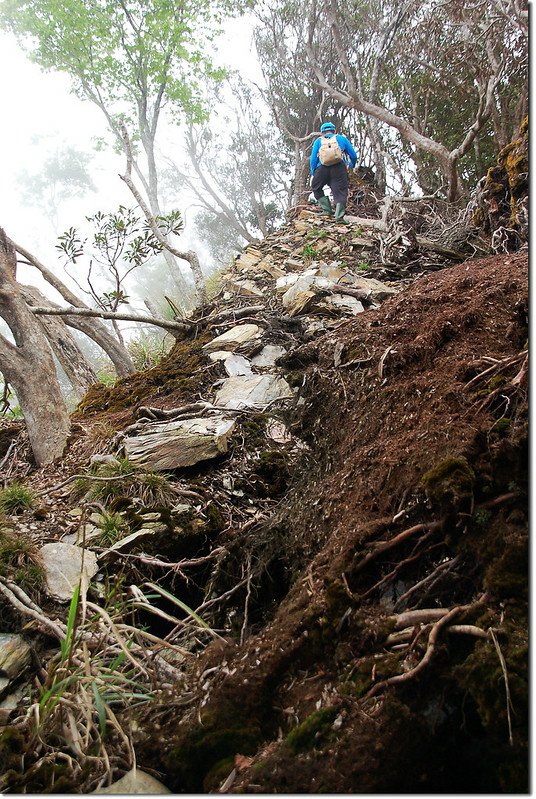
[73,457,176,509]
[0,527,43,592]
[0,482,35,514]
[357,261,370,271]
[97,511,129,546]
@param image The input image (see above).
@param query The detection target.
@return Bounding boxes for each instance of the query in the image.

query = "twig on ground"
[489,627,515,746]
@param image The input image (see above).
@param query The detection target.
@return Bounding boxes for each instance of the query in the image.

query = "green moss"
[76,332,212,417]
[202,757,235,792]
[166,723,262,792]
[285,371,304,388]
[285,707,338,753]
[452,629,528,744]
[240,416,268,448]
[490,417,511,437]
[205,502,225,535]
[254,451,290,496]
[484,532,528,601]
[421,456,475,510]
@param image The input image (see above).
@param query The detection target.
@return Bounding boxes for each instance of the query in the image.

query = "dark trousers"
[311,162,349,205]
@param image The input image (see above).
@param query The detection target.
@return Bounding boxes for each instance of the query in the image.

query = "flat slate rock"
[214,374,294,410]
[123,417,236,470]
[0,634,31,678]
[203,324,262,353]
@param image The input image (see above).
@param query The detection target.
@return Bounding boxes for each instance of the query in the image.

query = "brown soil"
[0,244,527,793]
[127,252,528,793]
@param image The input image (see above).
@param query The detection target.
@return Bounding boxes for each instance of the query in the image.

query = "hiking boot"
[335,203,349,224]
[318,196,334,216]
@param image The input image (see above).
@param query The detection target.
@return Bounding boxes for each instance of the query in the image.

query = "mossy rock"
[285,706,339,753]
[421,456,475,511]
[165,722,262,792]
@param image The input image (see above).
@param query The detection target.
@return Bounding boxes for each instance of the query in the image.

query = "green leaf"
[91,681,107,737]
[60,581,80,661]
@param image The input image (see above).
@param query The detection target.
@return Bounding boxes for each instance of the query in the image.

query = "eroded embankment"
[131,252,528,793]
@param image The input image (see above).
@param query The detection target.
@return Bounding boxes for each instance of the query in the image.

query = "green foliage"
[285,707,338,753]
[357,261,370,270]
[127,330,172,372]
[96,511,129,546]
[0,482,35,513]
[0,0,236,124]
[302,243,318,260]
[56,206,185,312]
[73,457,176,509]
[421,456,475,509]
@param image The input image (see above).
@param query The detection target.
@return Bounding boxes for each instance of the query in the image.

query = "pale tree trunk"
[0,231,70,466]
[20,285,97,399]
[11,238,136,377]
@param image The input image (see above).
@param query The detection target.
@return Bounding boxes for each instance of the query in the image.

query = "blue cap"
[321,122,336,133]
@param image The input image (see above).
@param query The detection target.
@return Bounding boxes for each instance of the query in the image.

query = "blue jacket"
[310,133,358,174]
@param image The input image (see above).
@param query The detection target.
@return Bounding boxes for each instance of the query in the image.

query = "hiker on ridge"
[310,122,357,224]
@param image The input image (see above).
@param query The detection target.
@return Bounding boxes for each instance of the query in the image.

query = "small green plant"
[96,369,116,387]
[73,457,176,509]
[357,261,370,271]
[97,511,129,546]
[302,243,318,261]
[136,471,177,507]
[472,507,492,530]
[306,228,328,241]
[205,268,225,301]
[0,482,35,513]
[127,330,171,371]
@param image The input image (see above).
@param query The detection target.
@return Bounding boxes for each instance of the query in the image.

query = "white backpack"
[318,135,343,166]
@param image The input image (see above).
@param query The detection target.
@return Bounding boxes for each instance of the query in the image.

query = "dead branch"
[0,577,67,640]
[36,472,139,497]
[393,556,460,609]
[136,402,214,421]
[29,305,192,335]
[489,627,515,746]
[208,305,266,324]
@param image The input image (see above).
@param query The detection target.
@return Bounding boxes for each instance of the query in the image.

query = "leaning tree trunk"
[21,285,97,399]
[0,231,71,466]
[10,239,136,378]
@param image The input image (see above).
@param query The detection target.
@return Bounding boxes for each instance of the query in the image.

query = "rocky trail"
[0,194,528,792]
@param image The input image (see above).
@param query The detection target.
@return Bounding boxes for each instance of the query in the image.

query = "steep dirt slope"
[127,251,527,793]
[0,208,527,793]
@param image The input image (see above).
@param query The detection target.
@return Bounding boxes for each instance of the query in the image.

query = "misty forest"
[0,0,528,793]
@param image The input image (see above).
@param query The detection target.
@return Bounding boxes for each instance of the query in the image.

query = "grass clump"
[0,482,35,514]
[0,527,43,592]
[73,457,177,510]
[96,511,129,546]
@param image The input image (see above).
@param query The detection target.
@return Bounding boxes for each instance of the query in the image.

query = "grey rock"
[0,634,31,678]
[214,374,294,410]
[39,543,99,602]
[251,345,286,368]
[203,324,263,353]
[123,417,236,471]
[92,768,171,794]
